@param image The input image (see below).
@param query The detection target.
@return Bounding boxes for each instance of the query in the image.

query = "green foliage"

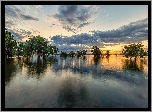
[22,35,59,57]
[91,46,102,58]
[122,43,148,59]
[60,51,68,58]
[5,30,17,57]
[31,35,48,56]
[23,39,34,57]
[5,30,59,57]
[47,45,59,56]
[16,42,24,57]
[52,46,59,55]
[68,51,75,57]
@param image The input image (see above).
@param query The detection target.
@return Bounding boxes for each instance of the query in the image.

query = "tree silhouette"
[91,46,102,58]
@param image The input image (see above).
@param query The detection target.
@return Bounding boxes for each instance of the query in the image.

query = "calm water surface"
[5,55,148,108]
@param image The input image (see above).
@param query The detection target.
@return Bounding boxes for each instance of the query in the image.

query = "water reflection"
[5,55,148,84]
[92,56,101,64]
[57,75,88,108]
[51,56,148,81]
[122,58,148,72]
[5,58,17,85]
[22,57,47,79]
[106,55,110,63]
[5,55,148,108]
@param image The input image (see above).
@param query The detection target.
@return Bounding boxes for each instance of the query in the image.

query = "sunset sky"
[5,5,148,54]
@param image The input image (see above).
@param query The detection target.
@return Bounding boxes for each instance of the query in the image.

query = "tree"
[5,30,17,57]
[23,39,34,57]
[60,51,68,58]
[122,43,148,60]
[81,50,87,56]
[105,50,110,56]
[76,50,82,57]
[68,51,75,57]
[52,46,59,55]
[5,30,59,58]
[91,46,102,58]
[16,42,24,57]
[24,35,50,57]
[32,35,48,56]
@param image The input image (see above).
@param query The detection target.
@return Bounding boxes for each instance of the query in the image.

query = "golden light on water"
[85,55,148,75]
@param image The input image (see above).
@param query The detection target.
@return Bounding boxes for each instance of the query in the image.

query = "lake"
[5,55,148,108]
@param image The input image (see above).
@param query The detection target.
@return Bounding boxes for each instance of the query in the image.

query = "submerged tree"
[5,30,17,57]
[122,43,148,60]
[31,35,48,56]
[91,46,102,58]
[75,50,87,58]
[81,50,87,56]
[23,39,34,57]
[23,35,59,57]
[68,51,75,57]
[16,42,24,57]
[60,51,68,58]
[76,50,82,57]
[105,50,110,56]
[47,45,58,56]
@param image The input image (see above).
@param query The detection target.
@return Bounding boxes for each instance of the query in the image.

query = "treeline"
[5,30,148,59]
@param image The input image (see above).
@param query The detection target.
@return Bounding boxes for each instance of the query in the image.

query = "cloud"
[6,28,32,40]
[20,14,39,21]
[27,5,43,14]
[5,5,40,41]
[51,18,148,51]
[5,5,39,28]
[5,20,16,28]
[48,5,99,34]
[92,18,148,43]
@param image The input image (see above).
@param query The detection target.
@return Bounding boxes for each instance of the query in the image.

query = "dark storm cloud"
[50,5,99,33]
[51,18,148,49]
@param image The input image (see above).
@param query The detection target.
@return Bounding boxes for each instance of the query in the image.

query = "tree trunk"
[135,57,137,62]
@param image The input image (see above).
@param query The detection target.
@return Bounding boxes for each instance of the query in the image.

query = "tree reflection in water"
[122,58,147,72]
[93,56,101,64]
[48,56,58,67]
[57,76,88,108]
[5,58,17,85]
[23,56,48,80]
[106,55,110,63]
[5,55,148,108]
